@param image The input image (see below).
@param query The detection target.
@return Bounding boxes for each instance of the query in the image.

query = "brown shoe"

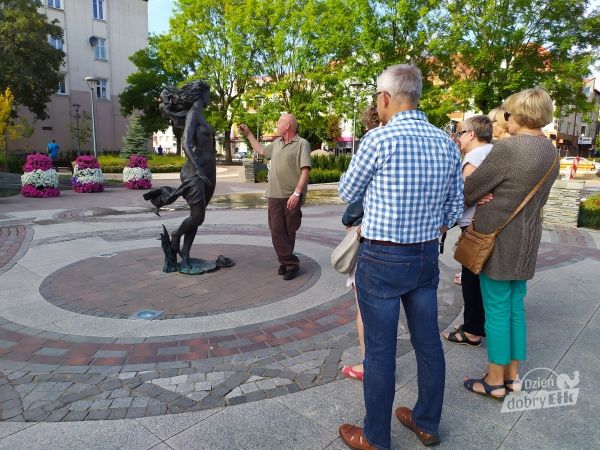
[395,407,440,446]
[339,424,377,450]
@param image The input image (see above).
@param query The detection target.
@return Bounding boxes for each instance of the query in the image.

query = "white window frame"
[48,35,63,51]
[56,75,66,95]
[96,79,108,100]
[94,38,107,60]
[47,0,61,9]
[93,0,104,20]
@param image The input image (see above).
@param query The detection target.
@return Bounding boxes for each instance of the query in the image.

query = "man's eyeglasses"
[455,130,470,137]
[504,112,511,121]
[373,91,389,99]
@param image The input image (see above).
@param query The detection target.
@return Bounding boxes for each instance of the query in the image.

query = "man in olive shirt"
[239,114,311,280]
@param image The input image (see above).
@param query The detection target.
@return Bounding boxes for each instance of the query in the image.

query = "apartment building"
[9,0,148,155]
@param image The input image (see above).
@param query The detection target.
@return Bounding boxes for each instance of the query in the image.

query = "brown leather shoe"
[395,407,440,446]
[339,424,377,450]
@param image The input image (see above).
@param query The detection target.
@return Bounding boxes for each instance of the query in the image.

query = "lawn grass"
[579,193,600,229]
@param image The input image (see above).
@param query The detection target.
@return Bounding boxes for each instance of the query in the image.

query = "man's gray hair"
[377,64,423,105]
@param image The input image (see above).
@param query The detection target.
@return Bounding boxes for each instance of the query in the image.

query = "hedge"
[578,193,600,229]
[97,155,186,173]
[309,168,341,184]
[311,154,351,172]
[256,169,268,183]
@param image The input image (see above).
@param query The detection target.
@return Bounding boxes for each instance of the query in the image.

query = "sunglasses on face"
[456,130,470,137]
[504,112,512,121]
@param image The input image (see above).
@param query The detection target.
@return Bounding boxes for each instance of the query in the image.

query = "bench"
[52,159,74,174]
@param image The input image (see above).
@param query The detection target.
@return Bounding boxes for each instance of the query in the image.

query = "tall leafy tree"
[341,0,453,127]
[248,0,358,147]
[0,0,65,120]
[432,0,600,114]
[119,35,184,140]
[157,0,261,161]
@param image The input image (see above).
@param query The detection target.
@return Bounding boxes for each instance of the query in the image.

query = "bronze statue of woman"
[144,81,231,274]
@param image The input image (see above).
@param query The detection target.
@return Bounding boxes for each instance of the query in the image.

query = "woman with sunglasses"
[462,88,559,399]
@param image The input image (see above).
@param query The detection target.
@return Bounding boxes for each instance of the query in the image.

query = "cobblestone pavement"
[0,202,463,424]
[1,191,599,427]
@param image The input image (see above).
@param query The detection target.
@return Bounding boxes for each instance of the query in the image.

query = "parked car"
[559,157,599,172]
[233,151,250,160]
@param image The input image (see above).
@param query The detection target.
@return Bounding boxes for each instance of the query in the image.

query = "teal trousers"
[479,274,527,365]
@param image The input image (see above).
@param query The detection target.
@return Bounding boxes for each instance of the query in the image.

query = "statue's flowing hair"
[159,80,210,128]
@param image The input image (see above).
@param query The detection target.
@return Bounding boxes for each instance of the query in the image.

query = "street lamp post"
[72,103,81,153]
[255,95,264,142]
[349,82,363,155]
[85,76,99,158]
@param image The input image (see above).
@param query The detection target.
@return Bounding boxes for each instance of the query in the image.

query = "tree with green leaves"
[119,35,185,153]
[120,115,149,158]
[156,0,262,162]
[245,0,358,147]
[431,0,600,115]
[0,0,65,120]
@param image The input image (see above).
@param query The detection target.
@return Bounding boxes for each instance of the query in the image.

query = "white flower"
[123,167,152,182]
[73,167,104,184]
[21,169,59,188]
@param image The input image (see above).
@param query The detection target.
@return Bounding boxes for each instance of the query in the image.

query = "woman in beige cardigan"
[462,88,559,399]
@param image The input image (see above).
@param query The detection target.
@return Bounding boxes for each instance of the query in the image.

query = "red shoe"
[342,365,364,381]
[339,424,377,450]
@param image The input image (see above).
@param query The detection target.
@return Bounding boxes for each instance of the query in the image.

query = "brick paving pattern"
[40,244,319,318]
[1,205,596,424]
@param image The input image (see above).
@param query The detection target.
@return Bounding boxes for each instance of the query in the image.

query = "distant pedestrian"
[157,145,164,156]
[47,139,60,161]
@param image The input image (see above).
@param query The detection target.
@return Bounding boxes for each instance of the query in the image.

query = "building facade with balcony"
[8,0,148,156]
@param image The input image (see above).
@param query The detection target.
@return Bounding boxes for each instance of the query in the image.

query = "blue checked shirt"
[339,110,463,243]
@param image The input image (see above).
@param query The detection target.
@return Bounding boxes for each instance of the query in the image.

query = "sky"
[148,0,175,35]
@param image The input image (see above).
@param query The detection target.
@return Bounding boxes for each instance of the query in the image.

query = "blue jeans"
[356,239,444,450]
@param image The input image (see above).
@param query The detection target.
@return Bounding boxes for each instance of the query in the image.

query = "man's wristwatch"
[293,191,301,197]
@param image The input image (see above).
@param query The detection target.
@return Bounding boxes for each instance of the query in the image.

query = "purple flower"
[127,155,148,169]
[23,154,53,172]
[124,178,152,190]
[74,155,100,170]
[21,185,60,198]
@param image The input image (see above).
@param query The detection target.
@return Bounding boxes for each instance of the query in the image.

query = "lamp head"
[85,76,100,90]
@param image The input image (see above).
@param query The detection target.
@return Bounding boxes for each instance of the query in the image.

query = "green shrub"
[255,169,268,183]
[309,168,341,184]
[150,163,185,173]
[97,155,186,173]
[0,155,25,174]
[578,193,600,229]
[311,154,352,172]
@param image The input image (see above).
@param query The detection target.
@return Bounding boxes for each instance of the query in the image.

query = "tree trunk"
[223,121,233,163]
[174,127,182,156]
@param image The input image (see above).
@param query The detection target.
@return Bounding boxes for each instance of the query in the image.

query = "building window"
[94,38,107,60]
[47,0,61,8]
[96,79,108,99]
[581,125,587,136]
[48,35,63,51]
[93,0,104,20]
[56,76,66,94]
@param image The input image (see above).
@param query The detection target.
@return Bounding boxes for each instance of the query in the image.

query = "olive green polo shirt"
[264,135,311,199]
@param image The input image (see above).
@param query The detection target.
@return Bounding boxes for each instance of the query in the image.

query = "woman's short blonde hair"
[502,88,553,129]
[487,107,508,133]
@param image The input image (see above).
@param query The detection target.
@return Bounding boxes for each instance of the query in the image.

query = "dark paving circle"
[40,244,319,319]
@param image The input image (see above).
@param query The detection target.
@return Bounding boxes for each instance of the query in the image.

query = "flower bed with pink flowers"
[71,155,104,193]
[20,154,60,198]
[123,155,152,189]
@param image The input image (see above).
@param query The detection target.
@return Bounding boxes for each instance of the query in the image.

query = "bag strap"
[494,151,558,234]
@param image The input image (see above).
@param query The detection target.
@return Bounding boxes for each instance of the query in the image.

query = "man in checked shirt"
[338,64,463,450]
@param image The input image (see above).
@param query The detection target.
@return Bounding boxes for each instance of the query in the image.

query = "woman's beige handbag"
[331,226,361,274]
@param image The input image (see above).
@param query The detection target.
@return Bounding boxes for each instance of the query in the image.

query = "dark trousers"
[267,197,301,269]
[460,226,486,336]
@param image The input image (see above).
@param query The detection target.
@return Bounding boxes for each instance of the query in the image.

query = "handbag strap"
[493,151,558,234]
